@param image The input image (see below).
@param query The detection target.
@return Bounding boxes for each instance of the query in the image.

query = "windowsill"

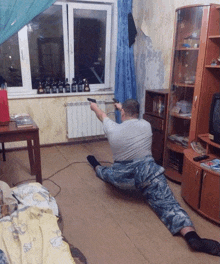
[8,89,114,100]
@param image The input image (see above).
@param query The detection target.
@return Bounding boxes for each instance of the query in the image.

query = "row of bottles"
[37,78,90,94]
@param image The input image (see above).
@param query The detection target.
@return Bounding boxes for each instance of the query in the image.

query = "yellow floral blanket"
[0,182,75,264]
[0,206,75,264]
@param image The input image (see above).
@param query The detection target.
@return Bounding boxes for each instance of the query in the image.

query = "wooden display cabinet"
[164,4,220,183]
[181,134,220,224]
[143,89,169,165]
[181,157,202,210]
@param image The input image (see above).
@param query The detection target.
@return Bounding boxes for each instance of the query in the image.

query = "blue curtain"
[0,0,56,45]
[114,0,137,123]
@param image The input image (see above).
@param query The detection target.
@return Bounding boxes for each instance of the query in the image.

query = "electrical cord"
[12,160,113,197]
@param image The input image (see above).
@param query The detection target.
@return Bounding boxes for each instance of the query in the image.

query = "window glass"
[27,5,65,89]
[73,9,107,84]
[1,0,115,97]
[0,33,22,87]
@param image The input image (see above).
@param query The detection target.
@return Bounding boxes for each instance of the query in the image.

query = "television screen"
[213,100,220,132]
[209,93,220,144]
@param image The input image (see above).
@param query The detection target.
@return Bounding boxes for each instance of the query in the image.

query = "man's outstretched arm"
[90,102,107,122]
[90,101,122,122]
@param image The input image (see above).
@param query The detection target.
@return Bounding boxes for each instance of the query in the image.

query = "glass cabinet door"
[164,6,205,182]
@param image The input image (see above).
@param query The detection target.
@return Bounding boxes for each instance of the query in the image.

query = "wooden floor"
[0,140,220,264]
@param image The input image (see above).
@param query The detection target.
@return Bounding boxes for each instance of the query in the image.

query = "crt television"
[209,93,220,144]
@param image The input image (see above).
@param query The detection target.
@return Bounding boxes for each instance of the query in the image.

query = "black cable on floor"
[13,160,113,197]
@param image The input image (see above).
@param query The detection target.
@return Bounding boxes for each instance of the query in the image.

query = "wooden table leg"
[33,132,42,184]
[2,143,6,161]
[27,133,42,184]
[27,140,35,175]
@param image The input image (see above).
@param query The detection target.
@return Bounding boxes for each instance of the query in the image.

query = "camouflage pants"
[96,156,194,235]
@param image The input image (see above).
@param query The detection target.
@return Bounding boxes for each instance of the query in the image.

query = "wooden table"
[0,121,42,183]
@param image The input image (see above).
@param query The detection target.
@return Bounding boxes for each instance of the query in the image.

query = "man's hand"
[90,102,98,112]
[114,102,122,111]
[89,102,107,122]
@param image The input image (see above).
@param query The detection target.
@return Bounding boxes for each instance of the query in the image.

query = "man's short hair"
[122,99,140,118]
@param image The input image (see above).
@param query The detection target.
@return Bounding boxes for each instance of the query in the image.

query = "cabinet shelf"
[173,82,194,88]
[209,35,220,39]
[205,65,220,69]
[145,111,165,119]
[198,133,220,157]
[170,112,191,120]
[167,140,186,153]
[175,48,199,51]
[198,133,220,149]
[164,167,182,183]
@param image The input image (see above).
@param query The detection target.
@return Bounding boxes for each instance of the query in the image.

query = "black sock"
[184,231,220,256]
[87,155,101,170]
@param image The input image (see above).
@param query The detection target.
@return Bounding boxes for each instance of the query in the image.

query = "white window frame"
[7,25,34,96]
[7,0,117,98]
[67,2,112,91]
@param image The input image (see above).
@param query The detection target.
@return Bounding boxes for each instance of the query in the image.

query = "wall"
[7,93,114,149]
[132,0,220,117]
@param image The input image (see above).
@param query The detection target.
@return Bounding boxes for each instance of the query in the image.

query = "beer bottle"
[71,78,77,92]
[83,78,90,92]
[37,81,44,94]
[78,78,83,92]
[45,79,51,94]
[58,80,63,93]
[65,78,70,93]
[51,79,57,93]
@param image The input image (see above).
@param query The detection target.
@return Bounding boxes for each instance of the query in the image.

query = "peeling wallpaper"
[135,29,165,117]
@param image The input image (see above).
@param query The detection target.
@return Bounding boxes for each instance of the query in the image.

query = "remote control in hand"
[193,155,209,162]
[87,98,96,103]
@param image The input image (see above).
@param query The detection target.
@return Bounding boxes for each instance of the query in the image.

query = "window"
[0,33,22,87]
[1,0,117,97]
[68,3,112,88]
[0,26,32,95]
[27,4,65,90]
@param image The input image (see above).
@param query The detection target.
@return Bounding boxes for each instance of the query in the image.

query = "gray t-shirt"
[103,117,152,161]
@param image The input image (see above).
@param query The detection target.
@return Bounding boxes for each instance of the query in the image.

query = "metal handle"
[193,95,197,108]
[195,170,199,181]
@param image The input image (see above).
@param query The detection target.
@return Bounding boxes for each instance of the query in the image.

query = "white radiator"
[66,101,106,139]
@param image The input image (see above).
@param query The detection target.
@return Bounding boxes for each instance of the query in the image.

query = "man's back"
[103,118,152,161]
